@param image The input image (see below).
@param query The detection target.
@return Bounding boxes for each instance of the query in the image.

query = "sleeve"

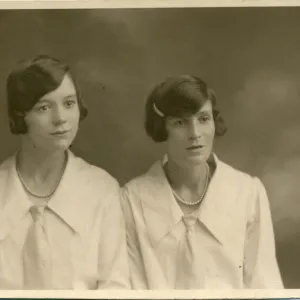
[243,177,284,288]
[96,182,131,289]
[120,186,148,289]
[0,275,22,289]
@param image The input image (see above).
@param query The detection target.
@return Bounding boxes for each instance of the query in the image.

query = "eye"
[64,99,76,108]
[174,119,186,126]
[37,104,50,112]
[199,115,211,123]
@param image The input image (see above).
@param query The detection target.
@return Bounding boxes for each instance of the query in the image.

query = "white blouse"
[121,154,283,289]
[0,150,129,289]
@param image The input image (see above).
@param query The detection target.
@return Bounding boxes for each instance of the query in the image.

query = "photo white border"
[0,0,298,9]
[0,0,299,298]
[0,289,299,298]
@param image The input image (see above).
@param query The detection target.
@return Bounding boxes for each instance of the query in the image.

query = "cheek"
[71,114,80,129]
[27,125,48,138]
[167,130,185,145]
[166,133,188,155]
[25,116,49,134]
[69,108,80,123]
[205,123,216,139]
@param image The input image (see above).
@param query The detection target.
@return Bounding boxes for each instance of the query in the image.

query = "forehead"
[40,74,76,102]
[196,100,213,114]
[167,100,213,120]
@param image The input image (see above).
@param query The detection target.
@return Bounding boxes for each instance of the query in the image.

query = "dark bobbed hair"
[6,54,88,135]
[145,75,227,142]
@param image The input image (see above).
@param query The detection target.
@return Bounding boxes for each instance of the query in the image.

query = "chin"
[56,142,72,151]
[186,154,209,165]
[44,141,71,152]
[188,156,207,164]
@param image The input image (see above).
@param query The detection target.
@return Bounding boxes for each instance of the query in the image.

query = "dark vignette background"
[0,7,299,288]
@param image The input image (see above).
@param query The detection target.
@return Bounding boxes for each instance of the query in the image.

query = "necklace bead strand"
[171,163,210,207]
[16,152,68,199]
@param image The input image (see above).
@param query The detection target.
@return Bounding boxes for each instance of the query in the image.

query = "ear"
[9,117,15,128]
[214,109,227,136]
[13,109,25,117]
[213,109,220,119]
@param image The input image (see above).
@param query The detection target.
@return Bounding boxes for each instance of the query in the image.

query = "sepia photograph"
[0,2,299,296]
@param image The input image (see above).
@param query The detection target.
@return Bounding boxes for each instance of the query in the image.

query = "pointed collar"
[47,150,93,236]
[0,154,32,240]
[0,150,94,240]
[141,153,234,247]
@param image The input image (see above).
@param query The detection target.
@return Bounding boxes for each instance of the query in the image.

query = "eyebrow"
[64,94,77,99]
[39,94,77,103]
[187,110,212,118]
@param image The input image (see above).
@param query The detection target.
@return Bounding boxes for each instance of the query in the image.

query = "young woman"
[0,55,129,289]
[121,75,283,289]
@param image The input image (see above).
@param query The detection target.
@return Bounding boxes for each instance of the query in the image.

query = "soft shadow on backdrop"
[0,7,299,288]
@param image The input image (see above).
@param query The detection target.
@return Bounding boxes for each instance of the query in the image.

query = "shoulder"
[0,155,15,184]
[122,160,161,196]
[76,156,118,186]
[209,157,271,232]
[121,160,164,218]
[0,155,14,173]
[214,157,267,212]
[217,158,268,219]
[69,152,120,202]
[217,158,260,189]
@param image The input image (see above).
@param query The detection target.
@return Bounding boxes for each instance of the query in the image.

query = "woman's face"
[23,74,80,152]
[165,100,215,167]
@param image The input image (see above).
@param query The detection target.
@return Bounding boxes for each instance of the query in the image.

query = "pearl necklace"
[167,163,210,206]
[16,152,68,199]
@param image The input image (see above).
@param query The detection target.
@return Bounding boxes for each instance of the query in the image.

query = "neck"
[165,157,208,191]
[17,140,67,184]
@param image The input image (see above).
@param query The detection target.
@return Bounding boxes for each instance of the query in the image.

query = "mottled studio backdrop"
[0,7,299,288]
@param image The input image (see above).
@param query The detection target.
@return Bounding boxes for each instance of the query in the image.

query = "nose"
[52,105,67,126]
[188,119,201,140]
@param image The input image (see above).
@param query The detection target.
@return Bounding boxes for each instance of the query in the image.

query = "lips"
[186,145,204,150]
[51,130,70,135]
